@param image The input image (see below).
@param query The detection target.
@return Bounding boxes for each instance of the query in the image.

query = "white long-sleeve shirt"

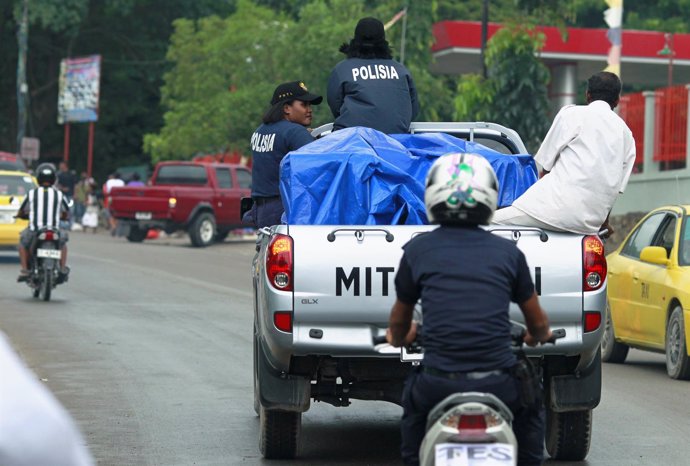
[513,100,636,234]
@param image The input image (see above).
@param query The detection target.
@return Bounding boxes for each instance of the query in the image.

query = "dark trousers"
[245,197,284,229]
[401,369,545,466]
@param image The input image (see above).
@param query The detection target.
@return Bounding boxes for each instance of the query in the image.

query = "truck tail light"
[583,235,606,292]
[584,311,602,332]
[273,311,293,333]
[266,234,293,291]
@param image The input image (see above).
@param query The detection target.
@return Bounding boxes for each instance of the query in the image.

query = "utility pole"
[400,4,408,66]
[481,0,489,79]
[16,0,29,154]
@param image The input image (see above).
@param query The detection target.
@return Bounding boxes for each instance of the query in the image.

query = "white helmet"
[424,153,499,225]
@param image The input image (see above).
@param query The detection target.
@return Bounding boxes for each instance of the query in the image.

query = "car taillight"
[584,311,602,333]
[583,235,606,292]
[266,234,293,291]
[274,311,293,333]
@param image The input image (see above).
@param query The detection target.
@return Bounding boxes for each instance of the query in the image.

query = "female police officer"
[387,153,553,466]
[249,81,322,228]
[327,17,419,134]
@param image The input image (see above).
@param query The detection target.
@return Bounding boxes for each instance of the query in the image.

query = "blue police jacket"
[327,57,419,134]
[250,120,314,198]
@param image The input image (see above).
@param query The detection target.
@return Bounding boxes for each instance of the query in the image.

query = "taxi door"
[623,212,676,348]
[609,212,666,343]
[634,213,680,348]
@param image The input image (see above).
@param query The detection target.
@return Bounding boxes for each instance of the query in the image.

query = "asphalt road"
[1,231,689,465]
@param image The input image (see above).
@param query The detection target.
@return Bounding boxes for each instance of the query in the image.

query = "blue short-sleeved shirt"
[250,120,314,198]
[394,226,535,372]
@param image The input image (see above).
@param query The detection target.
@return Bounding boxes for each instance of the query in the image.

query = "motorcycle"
[375,323,565,466]
[26,227,68,301]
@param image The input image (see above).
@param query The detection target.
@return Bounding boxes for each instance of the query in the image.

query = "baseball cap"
[270,81,323,106]
[354,17,386,44]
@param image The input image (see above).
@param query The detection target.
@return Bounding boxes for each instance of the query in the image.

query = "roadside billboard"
[57,55,101,124]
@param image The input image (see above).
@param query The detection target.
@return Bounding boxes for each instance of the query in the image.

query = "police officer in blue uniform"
[327,17,419,134]
[249,81,322,228]
[386,153,553,466]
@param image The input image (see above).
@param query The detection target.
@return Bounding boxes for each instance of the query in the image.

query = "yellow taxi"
[604,205,690,379]
[0,170,37,248]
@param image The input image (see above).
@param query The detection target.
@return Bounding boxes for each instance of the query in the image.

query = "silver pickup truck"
[251,122,606,461]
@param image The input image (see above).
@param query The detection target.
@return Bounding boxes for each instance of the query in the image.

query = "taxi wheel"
[665,306,690,380]
[601,306,629,363]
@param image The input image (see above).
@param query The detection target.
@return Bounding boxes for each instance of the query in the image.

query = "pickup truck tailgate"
[288,225,596,357]
[110,186,172,217]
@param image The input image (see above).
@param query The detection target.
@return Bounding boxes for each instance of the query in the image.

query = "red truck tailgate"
[109,186,173,219]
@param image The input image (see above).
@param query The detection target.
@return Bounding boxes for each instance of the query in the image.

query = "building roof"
[432,21,690,86]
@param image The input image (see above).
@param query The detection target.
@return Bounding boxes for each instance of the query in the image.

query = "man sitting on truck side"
[249,81,322,228]
[387,153,553,466]
[492,71,636,237]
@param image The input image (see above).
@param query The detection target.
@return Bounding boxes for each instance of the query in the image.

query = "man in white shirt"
[492,72,636,237]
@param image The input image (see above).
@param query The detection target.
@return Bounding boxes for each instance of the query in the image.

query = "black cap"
[270,81,323,106]
[354,17,386,44]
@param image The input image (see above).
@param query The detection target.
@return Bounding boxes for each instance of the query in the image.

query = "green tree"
[1,0,236,181]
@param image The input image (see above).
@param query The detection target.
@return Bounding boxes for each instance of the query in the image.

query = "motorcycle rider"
[16,163,71,282]
[386,153,553,466]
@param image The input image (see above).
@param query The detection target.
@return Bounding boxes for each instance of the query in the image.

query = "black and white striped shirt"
[19,187,70,231]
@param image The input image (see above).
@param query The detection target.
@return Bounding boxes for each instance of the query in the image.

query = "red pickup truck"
[109,161,252,247]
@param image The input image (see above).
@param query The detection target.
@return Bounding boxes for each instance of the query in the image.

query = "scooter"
[26,226,68,301]
[375,323,565,466]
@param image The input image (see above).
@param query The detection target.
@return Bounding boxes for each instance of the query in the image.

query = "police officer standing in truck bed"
[327,17,419,134]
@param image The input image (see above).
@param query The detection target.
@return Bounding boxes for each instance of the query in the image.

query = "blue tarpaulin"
[280,127,537,225]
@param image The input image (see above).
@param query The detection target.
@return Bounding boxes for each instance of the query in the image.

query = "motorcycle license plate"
[37,249,61,259]
[135,212,152,220]
[435,443,515,465]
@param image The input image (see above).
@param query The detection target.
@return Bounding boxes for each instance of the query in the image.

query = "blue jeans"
[401,368,545,466]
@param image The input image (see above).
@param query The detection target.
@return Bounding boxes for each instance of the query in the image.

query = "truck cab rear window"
[156,165,208,185]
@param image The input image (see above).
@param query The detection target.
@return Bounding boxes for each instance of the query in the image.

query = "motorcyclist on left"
[16,163,71,282]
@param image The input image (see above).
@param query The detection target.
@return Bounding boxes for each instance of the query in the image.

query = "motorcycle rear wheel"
[39,268,52,301]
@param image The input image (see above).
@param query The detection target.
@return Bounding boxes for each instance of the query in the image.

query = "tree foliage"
[2,0,689,177]
[454,25,550,153]
[146,0,456,161]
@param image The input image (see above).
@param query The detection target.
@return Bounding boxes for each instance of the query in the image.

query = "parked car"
[109,161,252,247]
[0,170,37,248]
[604,205,690,379]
